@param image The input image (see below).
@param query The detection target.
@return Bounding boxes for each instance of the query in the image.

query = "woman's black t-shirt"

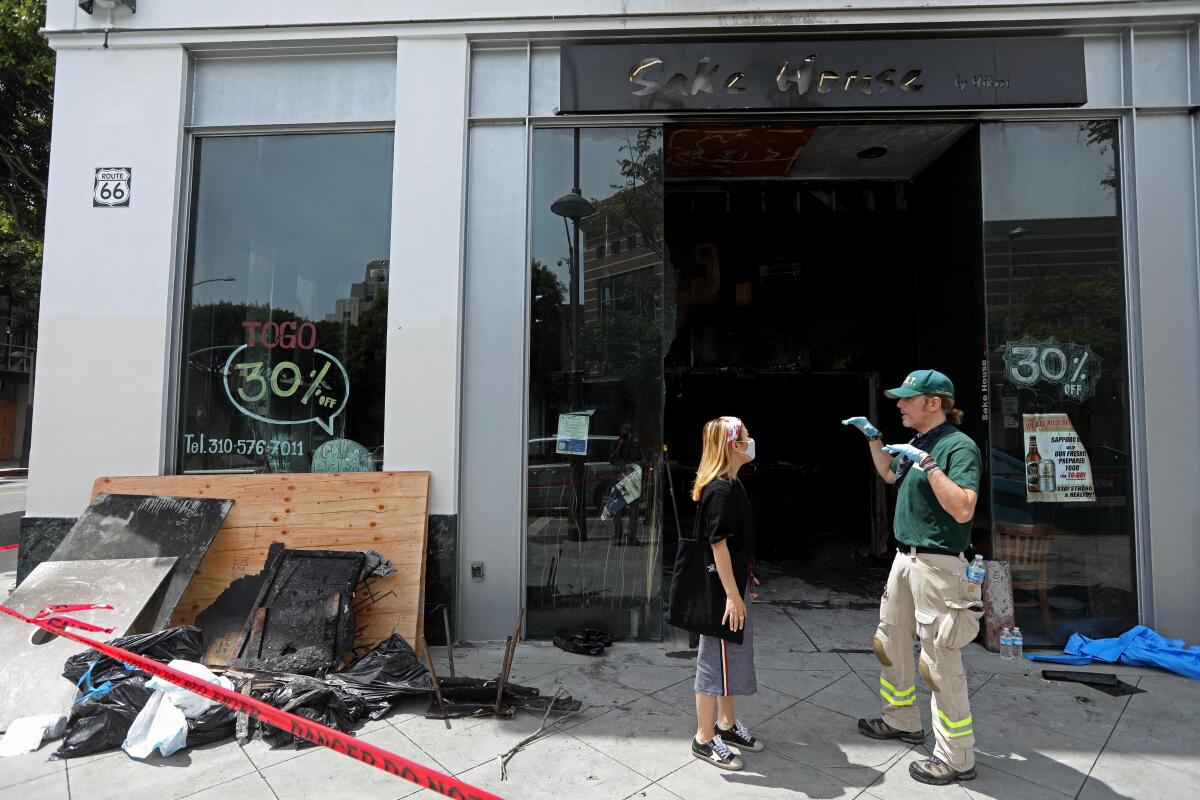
[695,478,756,589]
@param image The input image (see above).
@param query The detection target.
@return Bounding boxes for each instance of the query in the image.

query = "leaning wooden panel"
[90,472,430,657]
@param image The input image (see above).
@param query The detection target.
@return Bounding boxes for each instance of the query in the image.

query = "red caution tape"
[0,543,17,551]
[0,604,504,800]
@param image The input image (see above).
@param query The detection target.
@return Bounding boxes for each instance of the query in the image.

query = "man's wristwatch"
[869,433,883,441]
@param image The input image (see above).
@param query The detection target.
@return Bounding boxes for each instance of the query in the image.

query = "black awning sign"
[560,38,1087,113]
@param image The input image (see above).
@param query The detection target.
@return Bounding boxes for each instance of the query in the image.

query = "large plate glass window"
[527,127,666,639]
[178,132,394,473]
[981,121,1136,645]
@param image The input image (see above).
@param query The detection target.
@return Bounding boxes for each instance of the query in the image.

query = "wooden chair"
[994,522,1054,635]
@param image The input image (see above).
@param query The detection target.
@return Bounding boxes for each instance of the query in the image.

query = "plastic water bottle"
[1012,627,1024,661]
[966,555,986,584]
[1000,627,1013,660]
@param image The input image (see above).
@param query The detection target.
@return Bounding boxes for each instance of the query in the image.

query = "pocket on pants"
[914,608,938,641]
[935,600,983,650]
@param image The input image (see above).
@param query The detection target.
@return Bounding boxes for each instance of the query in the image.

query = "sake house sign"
[559,38,1086,113]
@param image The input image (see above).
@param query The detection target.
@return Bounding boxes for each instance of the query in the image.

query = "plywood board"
[0,557,178,731]
[91,473,430,660]
[48,494,232,631]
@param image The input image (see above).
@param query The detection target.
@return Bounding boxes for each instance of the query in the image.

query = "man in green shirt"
[842,369,984,786]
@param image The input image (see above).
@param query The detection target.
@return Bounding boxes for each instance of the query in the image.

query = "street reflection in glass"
[982,121,1137,645]
[179,132,394,474]
[527,127,666,640]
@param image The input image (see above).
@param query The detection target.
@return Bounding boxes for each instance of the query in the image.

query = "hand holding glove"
[841,416,880,439]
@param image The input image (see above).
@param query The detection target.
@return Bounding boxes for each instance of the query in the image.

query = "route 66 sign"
[93,167,131,207]
[1002,335,1102,402]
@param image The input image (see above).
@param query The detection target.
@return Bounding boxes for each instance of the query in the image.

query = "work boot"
[692,735,744,771]
[909,755,976,785]
[857,718,925,744]
[716,719,764,752]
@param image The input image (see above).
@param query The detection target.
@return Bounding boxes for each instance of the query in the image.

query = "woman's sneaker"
[716,720,764,752]
[692,735,744,771]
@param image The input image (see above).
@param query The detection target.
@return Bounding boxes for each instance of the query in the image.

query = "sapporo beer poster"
[1022,414,1096,503]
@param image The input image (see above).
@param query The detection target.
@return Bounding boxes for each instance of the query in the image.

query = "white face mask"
[742,438,756,461]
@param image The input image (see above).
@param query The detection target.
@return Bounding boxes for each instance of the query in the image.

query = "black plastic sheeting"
[257,677,367,748]
[63,626,205,687]
[326,634,433,719]
[54,677,154,759]
[54,626,214,759]
[187,702,238,746]
[553,629,613,657]
[1041,669,1146,697]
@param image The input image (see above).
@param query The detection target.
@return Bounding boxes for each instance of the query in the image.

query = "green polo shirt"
[891,428,982,552]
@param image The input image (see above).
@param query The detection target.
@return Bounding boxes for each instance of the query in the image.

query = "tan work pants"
[872,548,983,771]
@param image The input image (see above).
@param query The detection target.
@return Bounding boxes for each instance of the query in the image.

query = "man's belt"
[900,545,963,557]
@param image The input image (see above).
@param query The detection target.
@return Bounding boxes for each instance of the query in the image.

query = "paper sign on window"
[555,413,590,456]
[1022,414,1095,503]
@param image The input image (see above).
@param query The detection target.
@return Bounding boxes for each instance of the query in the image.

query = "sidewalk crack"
[1074,676,1140,800]
[840,654,876,693]
[969,671,996,696]
[393,725,456,777]
[781,606,822,652]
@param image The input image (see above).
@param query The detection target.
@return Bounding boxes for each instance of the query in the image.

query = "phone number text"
[184,434,306,457]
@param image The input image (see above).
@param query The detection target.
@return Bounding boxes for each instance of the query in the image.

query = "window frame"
[168,122,396,475]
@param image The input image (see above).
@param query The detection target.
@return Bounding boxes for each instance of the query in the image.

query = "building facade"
[28,1,1200,644]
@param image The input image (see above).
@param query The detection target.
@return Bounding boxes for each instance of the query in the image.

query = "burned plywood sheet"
[195,566,271,665]
[47,494,232,631]
[91,473,431,656]
[0,557,177,731]
[230,546,366,675]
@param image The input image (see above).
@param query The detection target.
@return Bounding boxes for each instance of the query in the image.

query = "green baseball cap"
[885,369,956,400]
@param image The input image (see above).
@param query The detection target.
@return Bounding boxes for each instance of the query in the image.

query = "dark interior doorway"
[662,121,989,598]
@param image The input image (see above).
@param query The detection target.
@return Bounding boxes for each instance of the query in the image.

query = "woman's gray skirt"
[694,590,757,697]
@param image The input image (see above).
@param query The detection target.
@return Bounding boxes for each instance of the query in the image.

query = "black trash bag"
[63,626,205,686]
[53,677,154,759]
[186,702,238,747]
[553,628,614,657]
[258,677,367,748]
[326,634,432,719]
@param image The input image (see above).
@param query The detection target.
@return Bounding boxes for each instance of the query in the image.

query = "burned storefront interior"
[523,37,1139,649]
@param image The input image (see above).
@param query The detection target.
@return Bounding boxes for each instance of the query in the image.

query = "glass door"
[526,126,666,640]
[981,121,1137,646]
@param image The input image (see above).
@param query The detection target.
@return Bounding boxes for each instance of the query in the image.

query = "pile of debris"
[0,480,580,763]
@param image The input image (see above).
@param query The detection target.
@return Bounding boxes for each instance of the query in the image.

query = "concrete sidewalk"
[2,601,1195,800]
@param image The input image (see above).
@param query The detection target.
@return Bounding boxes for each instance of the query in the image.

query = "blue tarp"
[1025,625,1200,680]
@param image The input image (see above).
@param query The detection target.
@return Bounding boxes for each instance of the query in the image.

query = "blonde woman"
[688,416,763,770]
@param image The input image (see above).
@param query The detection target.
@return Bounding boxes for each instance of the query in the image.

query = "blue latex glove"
[883,443,927,464]
[841,416,879,438]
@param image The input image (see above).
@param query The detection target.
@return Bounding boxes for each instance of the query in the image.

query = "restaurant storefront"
[28,2,1200,646]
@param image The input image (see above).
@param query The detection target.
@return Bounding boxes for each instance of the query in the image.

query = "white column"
[28,45,188,517]
[384,37,469,516]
